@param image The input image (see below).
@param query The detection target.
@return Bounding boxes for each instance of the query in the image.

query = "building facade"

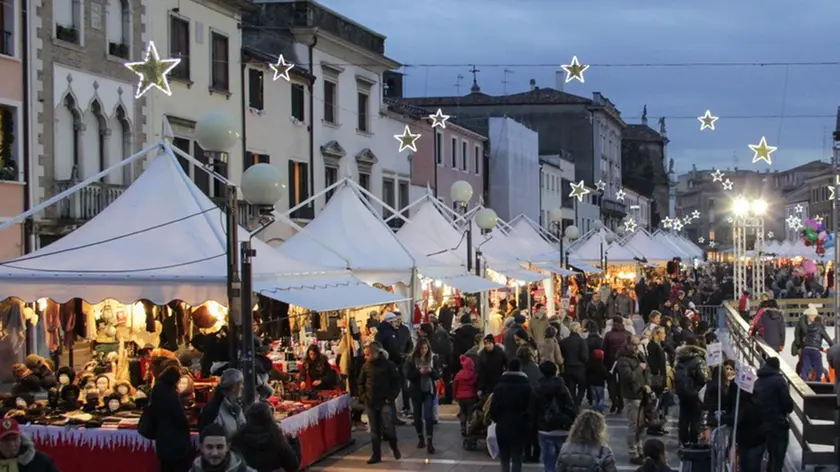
[575,183,600,235]
[621,187,651,231]
[30,0,147,247]
[783,198,808,242]
[487,117,539,222]
[621,112,670,226]
[539,154,563,227]
[806,173,834,232]
[0,0,25,257]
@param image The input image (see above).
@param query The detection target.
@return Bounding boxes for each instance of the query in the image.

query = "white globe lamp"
[195,110,240,155]
[605,232,617,244]
[549,208,564,224]
[564,225,580,241]
[616,224,626,236]
[450,180,474,205]
[592,220,604,231]
[475,208,498,231]
[241,163,286,206]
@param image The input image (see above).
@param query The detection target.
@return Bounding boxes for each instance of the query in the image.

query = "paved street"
[314,405,681,472]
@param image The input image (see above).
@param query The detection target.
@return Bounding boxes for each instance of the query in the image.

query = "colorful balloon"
[803,259,818,275]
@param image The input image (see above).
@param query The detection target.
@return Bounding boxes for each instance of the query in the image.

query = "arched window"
[107,106,132,185]
[54,94,82,181]
[82,100,106,179]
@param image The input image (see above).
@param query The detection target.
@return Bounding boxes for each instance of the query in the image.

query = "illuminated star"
[786,215,801,229]
[269,55,294,81]
[662,217,673,229]
[624,218,638,233]
[829,186,836,201]
[698,237,705,244]
[428,109,450,129]
[698,110,719,131]
[569,180,590,202]
[794,204,803,214]
[722,179,733,191]
[748,136,777,165]
[673,220,684,231]
[711,169,724,182]
[394,125,421,152]
[709,241,717,248]
[615,189,626,201]
[561,55,589,83]
[815,215,824,224]
[767,231,775,239]
[794,221,804,231]
[691,210,701,219]
[124,41,181,98]
[727,216,734,223]
[595,180,606,192]
[683,216,692,225]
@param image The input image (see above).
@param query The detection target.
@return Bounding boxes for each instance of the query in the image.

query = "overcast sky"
[316,0,839,174]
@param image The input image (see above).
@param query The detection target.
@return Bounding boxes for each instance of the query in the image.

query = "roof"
[623,123,667,143]
[383,98,484,139]
[400,86,592,108]
[241,30,314,80]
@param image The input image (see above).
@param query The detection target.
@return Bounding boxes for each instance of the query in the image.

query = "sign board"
[735,365,757,394]
[706,342,723,367]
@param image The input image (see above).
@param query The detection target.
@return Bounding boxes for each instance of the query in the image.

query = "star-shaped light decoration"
[815,215,824,224]
[710,169,724,182]
[709,241,717,248]
[662,217,673,229]
[595,180,606,192]
[727,216,734,223]
[749,136,777,165]
[624,218,638,233]
[673,220,684,231]
[698,237,705,244]
[615,189,626,201]
[722,179,733,191]
[683,216,692,225]
[269,54,294,82]
[794,220,804,231]
[569,180,591,202]
[767,231,775,239]
[428,109,450,129]
[394,125,421,152]
[691,210,701,219]
[698,110,719,131]
[124,41,181,99]
[561,56,589,83]
[786,214,802,229]
[829,186,835,201]
[794,204,803,214]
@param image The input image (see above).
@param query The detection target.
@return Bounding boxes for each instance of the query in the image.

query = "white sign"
[735,365,757,394]
[706,342,723,367]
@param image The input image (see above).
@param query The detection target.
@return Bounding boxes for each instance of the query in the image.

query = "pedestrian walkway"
[313,405,681,471]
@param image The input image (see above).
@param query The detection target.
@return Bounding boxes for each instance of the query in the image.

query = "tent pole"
[169,144,233,186]
[0,142,164,233]
[281,177,347,218]
[409,266,418,328]
[383,194,431,224]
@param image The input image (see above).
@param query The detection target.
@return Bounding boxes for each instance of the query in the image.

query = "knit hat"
[383,312,398,322]
[592,349,604,360]
[11,364,31,380]
[483,334,495,344]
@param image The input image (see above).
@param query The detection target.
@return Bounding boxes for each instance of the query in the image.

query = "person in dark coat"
[490,359,532,472]
[502,314,526,356]
[531,361,577,472]
[646,327,669,435]
[232,402,300,472]
[437,301,455,332]
[428,315,454,402]
[374,314,402,365]
[357,342,402,465]
[615,336,650,464]
[0,419,59,472]
[452,314,479,366]
[754,357,793,472]
[750,299,785,352]
[723,383,765,472]
[559,322,589,407]
[150,365,192,472]
[476,335,507,396]
[602,316,632,413]
[674,338,707,446]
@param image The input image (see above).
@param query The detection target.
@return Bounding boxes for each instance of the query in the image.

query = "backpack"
[542,394,575,431]
[674,362,697,398]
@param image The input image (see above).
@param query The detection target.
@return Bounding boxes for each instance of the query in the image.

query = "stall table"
[22,394,352,472]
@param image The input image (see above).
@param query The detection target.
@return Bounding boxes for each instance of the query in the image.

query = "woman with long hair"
[555,410,617,472]
[405,337,440,453]
[231,402,300,472]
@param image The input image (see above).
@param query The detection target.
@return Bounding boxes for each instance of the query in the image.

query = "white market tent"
[569,229,643,264]
[467,217,549,283]
[782,239,812,258]
[622,230,677,264]
[764,240,781,254]
[279,182,490,289]
[0,146,404,311]
[776,240,793,255]
[651,231,692,259]
[671,234,703,258]
[506,217,575,275]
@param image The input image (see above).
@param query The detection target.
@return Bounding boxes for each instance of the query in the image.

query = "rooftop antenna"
[454,74,464,95]
[502,68,514,94]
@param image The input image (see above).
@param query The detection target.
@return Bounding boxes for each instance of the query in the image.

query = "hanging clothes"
[0,298,24,333]
[45,302,61,353]
[142,300,156,333]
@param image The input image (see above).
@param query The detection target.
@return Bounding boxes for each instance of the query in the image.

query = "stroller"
[463,393,493,451]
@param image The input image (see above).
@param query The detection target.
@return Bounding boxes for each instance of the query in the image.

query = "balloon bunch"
[800,218,835,255]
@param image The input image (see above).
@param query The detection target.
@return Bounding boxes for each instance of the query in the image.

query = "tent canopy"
[651,231,690,259]
[569,230,642,264]
[0,147,402,310]
[623,230,677,264]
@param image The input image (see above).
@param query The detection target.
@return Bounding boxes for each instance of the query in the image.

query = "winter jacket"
[199,389,246,439]
[490,372,532,445]
[357,357,401,408]
[723,384,766,449]
[532,375,576,433]
[556,442,618,472]
[502,322,523,356]
[396,323,413,360]
[614,347,648,400]
[635,459,678,472]
[559,332,589,370]
[528,313,550,346]
[429,325,453,364]
[405,355,441,399]
[374,322,402,364]
[803,322,833,350]
[791,315,809,355]
[754,308,786,350]
[453,355,478,401]
[476,345,508,394]
[674,345,707,400]
[828,343,840,394]
[520,360,544,388]
[7,435,59,472]
[149,371,192,462]
[538,337,564,370]
[231,425,300,472]
[188,452,257,472]
[754,362,794,427]
[585,333,602,357]
[703,370,731,427]
[453,322,480,359]
[602,323,631,368]
[585,358,608,387]
[616,294,633,317]
[646,340,668,387]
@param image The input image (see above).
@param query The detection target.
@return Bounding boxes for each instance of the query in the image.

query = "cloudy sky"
[317,0,839,174]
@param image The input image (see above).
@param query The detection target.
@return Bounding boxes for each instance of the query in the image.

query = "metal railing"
[54,180,126,221]
[718,301,837,470]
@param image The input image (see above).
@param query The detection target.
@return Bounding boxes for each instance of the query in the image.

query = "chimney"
[529,78,537,91]
[592,92,604,105]
[555,71,564,91]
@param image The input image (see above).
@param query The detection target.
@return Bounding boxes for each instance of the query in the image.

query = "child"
[586,349,608,412]
[453,354,479,436]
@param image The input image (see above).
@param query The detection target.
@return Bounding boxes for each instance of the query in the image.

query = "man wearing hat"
[0,419,59,471]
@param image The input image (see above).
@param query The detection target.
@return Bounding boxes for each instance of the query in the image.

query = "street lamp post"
[549,208,579,296]
[592,220,605,269]
[451,181,475,273]
[731,196,767,300]
[604,231,617,270]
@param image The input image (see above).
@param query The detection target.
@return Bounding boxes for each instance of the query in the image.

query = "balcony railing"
[54,180,127,221]
[0,31,11,56]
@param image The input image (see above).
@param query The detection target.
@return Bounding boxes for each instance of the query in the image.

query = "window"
[288,160,312,219]
[244,152,269,171]
[461,141,468,171]
[450,137,457,168]
[323,80,336,124]
[291,84,305,121]
[561,179,573,208]
[324,165,338,202]
[210,32,229,91]
[106,0,130,59]
[473,145,480,174]
[169,16,190,80]
[172,137,210,197]
[435,132,443,165]
[359,172,371,192]
[398,180,409,211]
[382,178,395,219]
[247,69,264,110]
[0,2,10,56]
[55,0,82,44]
[357,92,369,132]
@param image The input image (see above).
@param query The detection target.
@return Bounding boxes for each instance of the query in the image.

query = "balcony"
[55,24,79,44]
[601,197,626,216]
[54,180,126,221]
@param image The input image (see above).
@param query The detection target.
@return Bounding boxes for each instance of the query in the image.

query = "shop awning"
[533,263,576,276]
[494,267,549,283]
[568,261,602,273]
[256,275,407,311]
[436,273,505,292]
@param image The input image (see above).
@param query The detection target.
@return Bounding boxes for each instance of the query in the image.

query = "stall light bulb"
[37,298,48,312]
[434,280,442,288]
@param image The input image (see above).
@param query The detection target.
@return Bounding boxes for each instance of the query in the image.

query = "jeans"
[739,444,766,472]
[800,347,823,381]
[457,398,476,431]
[366,405,398,457]
[588,386,605,412]
[538,433,565,472]
[678,397,702,444]
[498,440,524,472]
[765,424,789,472]
[625,399,643,458]
[563,367,586,407]
[411,393,435,438]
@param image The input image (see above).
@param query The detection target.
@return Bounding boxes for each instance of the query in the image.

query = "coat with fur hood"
[527,311,550,346]
[7,434,59,472]
[538,337,564,370]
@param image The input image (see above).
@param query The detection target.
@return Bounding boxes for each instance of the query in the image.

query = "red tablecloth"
[22,394,352,472]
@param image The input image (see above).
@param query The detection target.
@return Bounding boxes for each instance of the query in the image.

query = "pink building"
[384,98,486,209]
[0,0,24,259]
